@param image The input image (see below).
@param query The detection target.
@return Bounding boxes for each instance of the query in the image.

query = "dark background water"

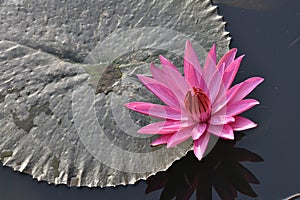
[1,1,300,199]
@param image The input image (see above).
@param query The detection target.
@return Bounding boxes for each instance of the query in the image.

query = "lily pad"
[0,0,230,187]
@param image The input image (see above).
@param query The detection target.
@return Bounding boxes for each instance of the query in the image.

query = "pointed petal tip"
[149,62,159,73]
[230,116,258,131]
[193,133,210,161]
[136,74,145,80]
[185,39,192,46]
[150,142,160,146]
[159,55,170,64]
[159,55,179,71]
[236,54,245,62]
[150,62,155,68]
[193,143,204,161]
[246,99,261,108]
[224,47,238,60]
[136,74,152,86]
[247,122,258,129]
[248,76,264,82]
[247,99,260,105]
[248,77,264,89]
[194,152,203,161]
[124,102,144,111]
[151,140,163,146]
[185,40,197,56]
[222,130,235,140]
[227,133,235,140]
[191,123,207,140]
[253,100,260,105]
[151,134,172,146]
[184,40,195,54]
[231,48,238,54]
[207,44,217,63]
[159,55,165,60]
[256,77,264,83]
[124,102,137,109]
[136,74,156,86]
[137,128,147,134]
[220,131,235,140]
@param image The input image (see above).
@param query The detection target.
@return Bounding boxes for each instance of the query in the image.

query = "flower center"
[184,87,211,122]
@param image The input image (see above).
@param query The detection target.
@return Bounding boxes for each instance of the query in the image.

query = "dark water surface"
[219,1,300,199]
[1,1,300,200]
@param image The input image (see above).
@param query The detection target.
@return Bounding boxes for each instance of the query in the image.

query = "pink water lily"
[125,40,263,160]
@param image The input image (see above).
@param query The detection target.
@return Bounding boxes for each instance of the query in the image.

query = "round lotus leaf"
[0,0,230,187]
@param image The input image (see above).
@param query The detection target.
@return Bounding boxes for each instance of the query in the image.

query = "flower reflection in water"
[146,134,263,200]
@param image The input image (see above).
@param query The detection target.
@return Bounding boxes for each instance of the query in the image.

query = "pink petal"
[211,87,230,115]
[125,102,184,120]
[216,48,237,70]
[227,77,264,103]
[151,134,173,146]
[193,132,210,160]
[211,96,228,115]
[184,40,202,87]
[213,76,261,114]
[159,62,191,100]
[150,63,189,101]
[138,120,194,134]
[159,55,178,71]
[192,123,207,140]
[183,59,202,88]
[184,40,201,69]
[149,62,166,82]
[226,99,260,116]
[222,55,244,89]
[194,44,217,94]
[203,46,217,84]
[167,126,194,148]
[230,116,257,131]
[212,55,244,112]
[137,75,180,108]
[158,56,192,99]
[210,115,235,125]
[208,63,225,103]
[208,124,234,140]
[211,83,229,114]
[207,44,217,64]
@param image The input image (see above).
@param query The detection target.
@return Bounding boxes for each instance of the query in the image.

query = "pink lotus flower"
[125,40,263,160]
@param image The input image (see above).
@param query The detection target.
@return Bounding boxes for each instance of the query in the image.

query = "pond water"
[0,1,300,200]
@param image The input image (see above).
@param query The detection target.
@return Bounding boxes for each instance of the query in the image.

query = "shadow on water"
[146,134,263,200]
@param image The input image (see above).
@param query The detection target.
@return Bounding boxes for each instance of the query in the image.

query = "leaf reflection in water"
[212,0,289,10]
[146,134,263,200]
